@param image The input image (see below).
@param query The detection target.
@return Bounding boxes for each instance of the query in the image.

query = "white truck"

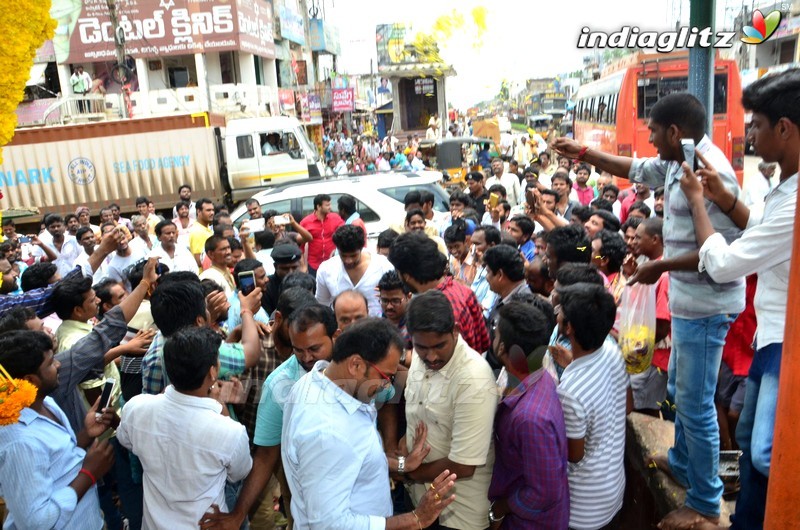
[0,113,324,223]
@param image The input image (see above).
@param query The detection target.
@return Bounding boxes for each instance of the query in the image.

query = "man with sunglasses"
[403,291,497,530]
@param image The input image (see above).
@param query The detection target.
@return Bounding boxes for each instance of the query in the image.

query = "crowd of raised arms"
[0,68,797,530]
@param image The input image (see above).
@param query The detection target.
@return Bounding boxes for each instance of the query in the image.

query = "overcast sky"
[322,0,761,107]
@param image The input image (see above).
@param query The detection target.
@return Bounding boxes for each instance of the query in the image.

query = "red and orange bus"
[573,52,745,188]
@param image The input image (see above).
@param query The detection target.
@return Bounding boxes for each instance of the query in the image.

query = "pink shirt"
[573,183,595,206]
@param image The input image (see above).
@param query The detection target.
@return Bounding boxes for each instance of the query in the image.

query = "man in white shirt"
[118,326,252,529]
[552,283,630,530]
[334,156,348,175]
[377,152,391,172]
[281,317,456,529]
[674,70,798,530]
[152,220,197,274]
[172,184,197,220]
[32,214,83,278]
[106,232,147,291]
[316,225,394,316]
[742,161,776,210]
[199,235,235,297]
[485,157,522,205]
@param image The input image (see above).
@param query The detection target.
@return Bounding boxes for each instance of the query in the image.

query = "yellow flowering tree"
[0,0,56,166]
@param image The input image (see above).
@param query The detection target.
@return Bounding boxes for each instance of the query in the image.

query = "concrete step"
[626,412,736,526]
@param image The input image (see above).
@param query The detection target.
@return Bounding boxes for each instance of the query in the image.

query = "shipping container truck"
[0,113,324,224]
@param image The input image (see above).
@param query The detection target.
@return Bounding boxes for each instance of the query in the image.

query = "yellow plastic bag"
[619,283,657,374]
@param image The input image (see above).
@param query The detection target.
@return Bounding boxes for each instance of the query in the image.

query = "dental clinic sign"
[51,0,275,63]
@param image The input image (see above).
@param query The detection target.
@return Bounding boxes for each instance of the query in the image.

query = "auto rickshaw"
[417,136,498,187]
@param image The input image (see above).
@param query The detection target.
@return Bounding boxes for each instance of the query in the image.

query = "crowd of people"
[0,68,796,530]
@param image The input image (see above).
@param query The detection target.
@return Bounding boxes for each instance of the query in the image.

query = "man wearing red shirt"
[299,194,344,273]
[620,182,653,223]
[388,232,490,353]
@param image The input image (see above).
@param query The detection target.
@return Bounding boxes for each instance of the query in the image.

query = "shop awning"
[26,63,47,86]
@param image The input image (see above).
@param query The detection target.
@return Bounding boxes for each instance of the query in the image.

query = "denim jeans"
[667,314,735,518]
[731,342,782,530]
[112,438,144,530]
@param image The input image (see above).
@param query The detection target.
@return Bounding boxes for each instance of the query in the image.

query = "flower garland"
[0,0,56,167]
[0,364,37,426]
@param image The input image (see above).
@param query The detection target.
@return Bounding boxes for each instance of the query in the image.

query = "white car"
[230,171,451,240]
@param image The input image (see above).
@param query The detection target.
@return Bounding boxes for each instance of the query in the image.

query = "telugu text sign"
[332,88,354,112]
[51,0,275,63]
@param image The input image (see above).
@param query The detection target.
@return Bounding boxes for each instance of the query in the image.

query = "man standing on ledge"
[553,91,744,530]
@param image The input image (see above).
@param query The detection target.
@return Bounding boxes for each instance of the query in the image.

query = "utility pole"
[687,0,714,135]
[106,0,130,118]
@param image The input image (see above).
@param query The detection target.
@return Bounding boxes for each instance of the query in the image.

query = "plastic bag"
[619,282,657,374]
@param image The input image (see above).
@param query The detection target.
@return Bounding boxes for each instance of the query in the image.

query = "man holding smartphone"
[227,259,270,330]
[553,92,743,530]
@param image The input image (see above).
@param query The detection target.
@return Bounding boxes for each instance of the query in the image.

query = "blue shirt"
[519,239,536,262]
[227,290,271,330]
[0,397,103,529]
[254,355,306,447]
[471,265,498,320]
[282,361,392,529]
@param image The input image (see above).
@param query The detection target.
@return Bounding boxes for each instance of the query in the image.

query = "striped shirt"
[628,135,744,319]
[557,339,629,530]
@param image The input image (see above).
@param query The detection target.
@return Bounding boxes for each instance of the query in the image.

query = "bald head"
[333,290,368,330]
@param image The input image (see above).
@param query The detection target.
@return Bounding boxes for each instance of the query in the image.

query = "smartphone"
[273,214,290,226]
[488,193,500,209]
[95,378,115,420]
[248,217,266,233]
[681,138,697,171]
[18,236,31,243]
[238,271,256,295]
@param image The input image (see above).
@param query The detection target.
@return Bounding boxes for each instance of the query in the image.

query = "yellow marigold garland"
[0,0,56,166]
[0,378,37,426]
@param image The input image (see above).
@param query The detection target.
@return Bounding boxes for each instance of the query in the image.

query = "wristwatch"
[488,501,505,523]
[397,456,406,474]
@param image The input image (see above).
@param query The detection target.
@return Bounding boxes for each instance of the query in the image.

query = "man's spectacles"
[380,297,404,307]
[367,361,396,387]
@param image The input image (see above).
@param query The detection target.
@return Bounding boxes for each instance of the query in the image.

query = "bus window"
[637,74,729,118]
[713,74,728,114]
[609,94,618,124]
[598,96,607,123]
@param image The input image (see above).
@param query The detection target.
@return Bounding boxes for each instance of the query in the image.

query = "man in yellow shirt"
[190,199,216,269]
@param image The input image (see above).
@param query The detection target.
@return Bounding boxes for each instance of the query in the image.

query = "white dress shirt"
[699,173,796,349]
[117,386,252,530]
[31,236,82,278]
[315,251,394,316]
[282,361,392,529]
[152,244,198,274]
[485,172,522,205]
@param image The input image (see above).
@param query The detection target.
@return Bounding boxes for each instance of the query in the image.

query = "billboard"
[309,19,340,55]
[376,23,443,67]
[332,88,354,112]
[50,0,275,63]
